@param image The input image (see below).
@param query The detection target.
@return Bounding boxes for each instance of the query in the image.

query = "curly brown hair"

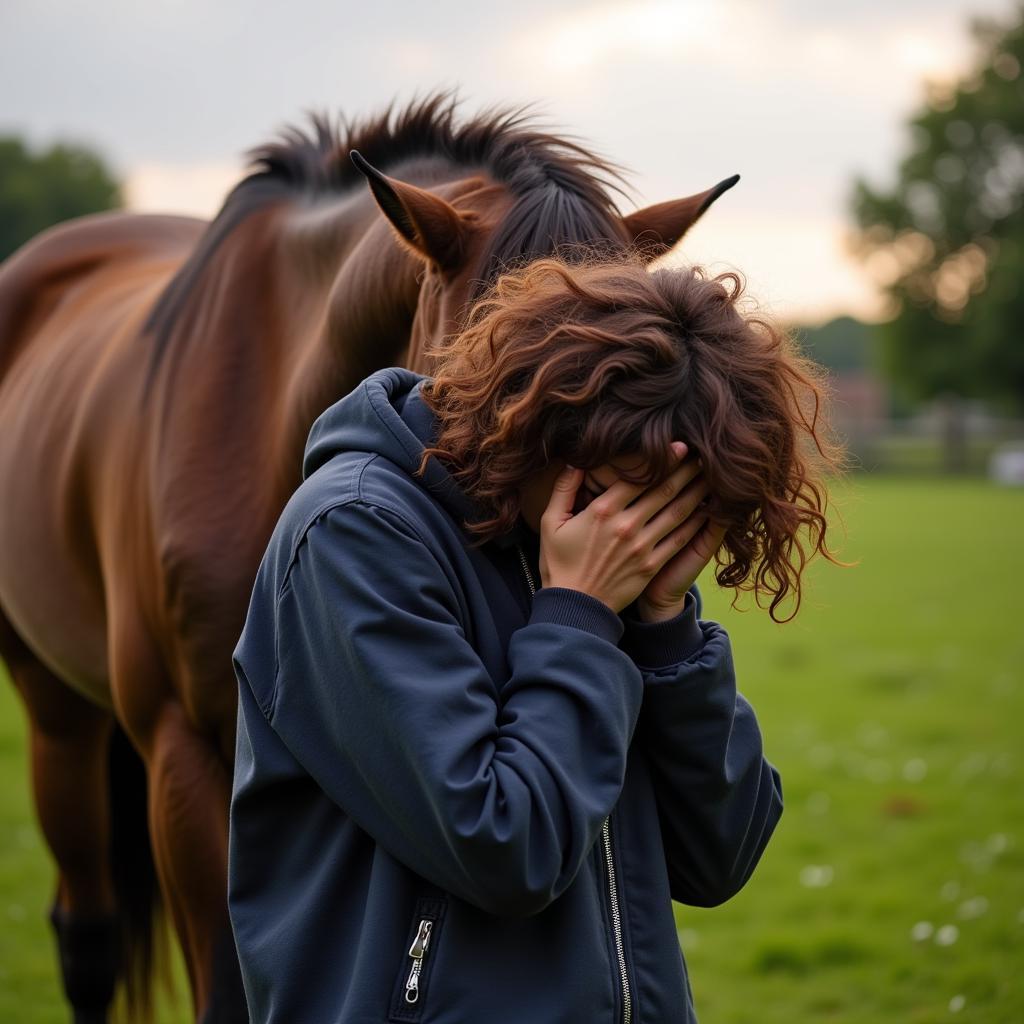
[417,254,845,621]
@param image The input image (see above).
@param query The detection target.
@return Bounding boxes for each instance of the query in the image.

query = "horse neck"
[149,192,421,513]
[276,206,422,488]
[275,159,494,484]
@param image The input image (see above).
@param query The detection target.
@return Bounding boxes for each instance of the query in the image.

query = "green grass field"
[1,478,1021,1022]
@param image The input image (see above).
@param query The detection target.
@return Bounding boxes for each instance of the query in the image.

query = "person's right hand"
[538,442,708,613]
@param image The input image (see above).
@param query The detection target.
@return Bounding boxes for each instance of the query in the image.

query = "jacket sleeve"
[263,498,645,919]
[619,585,783,908]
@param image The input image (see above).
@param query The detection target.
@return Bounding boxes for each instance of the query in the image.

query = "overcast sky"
[1,0,1017,324]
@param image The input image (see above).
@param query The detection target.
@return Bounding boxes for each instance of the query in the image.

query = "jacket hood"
[302,367,527,549]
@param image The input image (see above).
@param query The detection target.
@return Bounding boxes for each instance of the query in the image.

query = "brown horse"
[0,92,737,1023]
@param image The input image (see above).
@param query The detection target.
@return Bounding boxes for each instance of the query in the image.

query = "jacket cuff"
[529,587,624,645]
[620,591,704,668]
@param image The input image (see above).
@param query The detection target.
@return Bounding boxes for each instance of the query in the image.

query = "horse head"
[349,122,737,372]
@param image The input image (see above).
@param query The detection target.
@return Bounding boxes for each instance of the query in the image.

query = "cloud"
[516,0,735,75]
[659,210,888,326]
[507,0,991,99]
[3,0,1019,324]
[124,160,243,219]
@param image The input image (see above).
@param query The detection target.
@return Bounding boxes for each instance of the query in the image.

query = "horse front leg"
[0,611,120,1024]
[110,617,248,1024]
[149,700,247,1023]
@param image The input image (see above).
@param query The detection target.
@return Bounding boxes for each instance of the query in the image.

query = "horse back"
[0,209,206,384]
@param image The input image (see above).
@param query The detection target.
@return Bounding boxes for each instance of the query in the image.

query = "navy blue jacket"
[228,366,783,1023]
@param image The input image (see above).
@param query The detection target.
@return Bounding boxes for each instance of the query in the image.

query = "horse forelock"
[466,184,632,303]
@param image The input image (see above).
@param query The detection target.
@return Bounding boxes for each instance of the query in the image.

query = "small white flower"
[953,752,987,783]
[902,758,928,782]
[799,865,834,888]
[957,896,989,920]
[910,921,934,942]
[985,833,1009,855]
[959,841,993,873]
[949,994,966,1013]
[858,722,888,747]
[935,924,959,947]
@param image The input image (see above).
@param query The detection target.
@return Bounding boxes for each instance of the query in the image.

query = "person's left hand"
[634,495,727,623]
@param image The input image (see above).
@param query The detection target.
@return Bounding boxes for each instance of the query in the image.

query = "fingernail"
[672,442,687,457]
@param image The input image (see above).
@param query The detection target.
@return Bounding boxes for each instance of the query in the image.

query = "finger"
[542,464,583,524]
[690,520,728,563]
[644,516,716,590]
[628,448,703,524]
[593,441,689,517]
[642,477,710,546]
[651,510,710,564]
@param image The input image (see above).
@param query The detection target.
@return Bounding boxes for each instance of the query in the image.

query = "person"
[227,255,842,1023]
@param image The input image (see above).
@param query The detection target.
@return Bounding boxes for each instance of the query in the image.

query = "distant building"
[793,315,887,445]
[827,368,888,441]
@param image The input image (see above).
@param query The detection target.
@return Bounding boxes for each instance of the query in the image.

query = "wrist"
[635,594,688,623]
[543,574,616,613]
[530,587,624,644]
[621,591,704,667]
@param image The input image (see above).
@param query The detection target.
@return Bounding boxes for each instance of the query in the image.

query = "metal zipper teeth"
[514,544,633,1024]
[601,816,632,1024]
[516,543,537,600]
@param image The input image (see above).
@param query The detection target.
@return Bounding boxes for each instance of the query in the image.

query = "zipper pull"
[408,918,432,959]
[404,919,433,1003]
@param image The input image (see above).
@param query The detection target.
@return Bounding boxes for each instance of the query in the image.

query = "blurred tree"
[851,5,1024,414]
[0,137,122,262]
[795,315,879,374]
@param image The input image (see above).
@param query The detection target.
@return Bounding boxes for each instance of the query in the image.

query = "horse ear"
[350,150,469,272]
[624,175,740,261]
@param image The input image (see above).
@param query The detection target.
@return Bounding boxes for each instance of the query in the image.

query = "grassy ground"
[1,477,1021,1022]
[684,478,1024,1023]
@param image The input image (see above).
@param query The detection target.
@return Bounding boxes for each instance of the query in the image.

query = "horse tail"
[107,723,169,1021]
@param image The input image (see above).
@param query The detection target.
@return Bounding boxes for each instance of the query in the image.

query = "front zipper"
[515,543,634,1024]
[601,815,632,1024]
[403,918,433,1004]
[515,543,537,602]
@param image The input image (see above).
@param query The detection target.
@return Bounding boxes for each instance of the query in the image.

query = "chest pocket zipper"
[403,918,432,1003]
[388,896,447,1022]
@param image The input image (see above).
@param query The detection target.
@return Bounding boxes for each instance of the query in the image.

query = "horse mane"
[142,90,632,389]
